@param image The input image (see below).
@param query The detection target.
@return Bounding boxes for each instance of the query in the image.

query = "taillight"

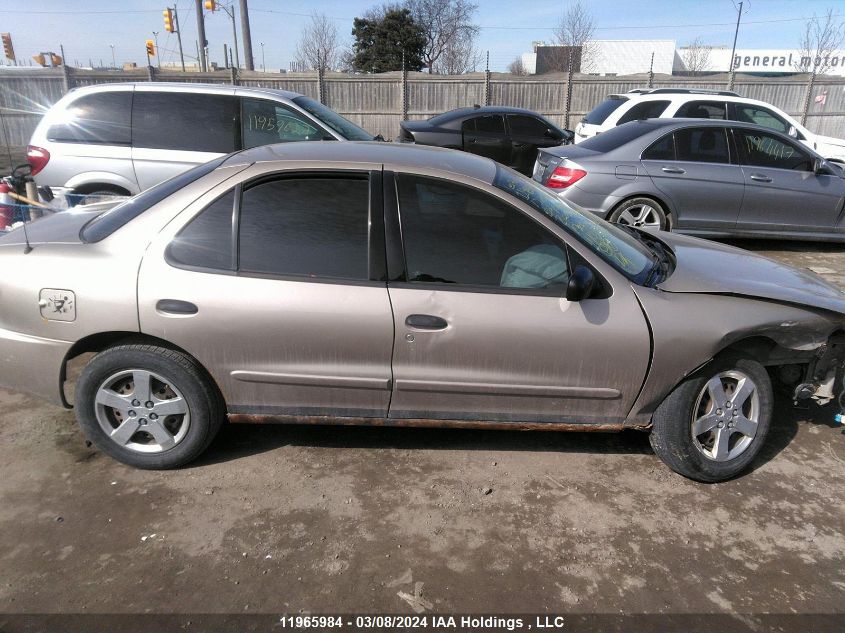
[26,145,50,176]
[547,165,587,189]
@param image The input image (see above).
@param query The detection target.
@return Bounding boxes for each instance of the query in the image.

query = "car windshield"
[80,156,227,242]
[292,96,374,141]
[492,166,655,283]
[583,96,628,124]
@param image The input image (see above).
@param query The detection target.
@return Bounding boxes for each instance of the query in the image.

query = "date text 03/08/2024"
[277,615,567,630]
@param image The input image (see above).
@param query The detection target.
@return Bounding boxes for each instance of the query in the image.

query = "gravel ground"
[0,236,844,630]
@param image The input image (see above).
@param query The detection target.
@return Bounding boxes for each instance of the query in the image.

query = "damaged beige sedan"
[2,142,844,482]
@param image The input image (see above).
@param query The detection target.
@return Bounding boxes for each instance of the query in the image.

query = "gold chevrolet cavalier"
[1,142,844,482]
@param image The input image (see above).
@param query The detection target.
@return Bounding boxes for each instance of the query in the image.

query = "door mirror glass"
[566,265,595,302]
[813,157,832,176]
[788,125,798,138]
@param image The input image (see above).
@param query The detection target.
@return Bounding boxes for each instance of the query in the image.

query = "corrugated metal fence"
[0,67,843,146]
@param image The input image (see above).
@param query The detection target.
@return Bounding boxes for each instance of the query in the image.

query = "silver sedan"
[1,142,844,482]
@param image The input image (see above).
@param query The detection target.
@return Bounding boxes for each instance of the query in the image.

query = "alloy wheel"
[690,370,760,462]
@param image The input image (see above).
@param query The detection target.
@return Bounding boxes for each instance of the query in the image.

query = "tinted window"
[617,100,671,124]
[736,129,813,171]
[80,156,227,243]
[397,174,568,289]
[508,115,548,137]
[583,97,628,124]
[47,91,131,145]
[241,98,323,148]
[239,177,369,279]
[734,105,790,134]
[579,121,659,153]
[675,101,727,120]
[291,96,373,141]
[642,133,675,160]
[674,127,730,164]
[167,190,235,270]
[473,115,505,134]
[133,91,237,152]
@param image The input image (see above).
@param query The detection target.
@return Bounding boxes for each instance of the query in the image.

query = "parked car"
[398,105,573,175]
[534,118,845,240]
[574,88,845,163]
[27,82,376,202]
[2,141,845,482]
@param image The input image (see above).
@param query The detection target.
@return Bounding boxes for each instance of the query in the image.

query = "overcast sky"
[2,0,842,72]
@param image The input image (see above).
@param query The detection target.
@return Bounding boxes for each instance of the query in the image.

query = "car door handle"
[156,299,198,315]
[405,314,448,330]
[661,166,686,174]
[749,174,773,182]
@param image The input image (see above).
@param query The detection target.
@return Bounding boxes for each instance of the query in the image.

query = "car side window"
[239,175,370,280]
[473,115,505,134]
[642,133,675,160]
[241,98,323,148]
[167,189,235,271]
[674,127,730,164]
[133,91,238,153]
[617,100,671,125]
[397,174,569,290]
[47,91,132,145]
[507,115,549,137]
[735,129,813,171]
[675,101,727,120]
[734,104,790,135]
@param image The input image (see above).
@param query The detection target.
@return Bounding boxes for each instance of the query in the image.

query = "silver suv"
[27,82,375,202]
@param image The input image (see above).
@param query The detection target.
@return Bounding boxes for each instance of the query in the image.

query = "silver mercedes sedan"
[2,142,844,482]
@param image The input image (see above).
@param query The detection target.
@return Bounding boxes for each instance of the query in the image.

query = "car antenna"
[21,216,32,254]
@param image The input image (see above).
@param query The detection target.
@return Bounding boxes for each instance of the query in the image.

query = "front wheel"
[649,358,773,482]
[609,197,669,231]
[74,343,225,469]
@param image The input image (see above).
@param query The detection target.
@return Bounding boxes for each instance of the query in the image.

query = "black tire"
[74,343,225,469]
[609,197,670,231]
[649,357,773,483]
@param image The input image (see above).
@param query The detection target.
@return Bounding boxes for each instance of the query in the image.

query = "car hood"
[816,134,845,150]
[654,231,845,316]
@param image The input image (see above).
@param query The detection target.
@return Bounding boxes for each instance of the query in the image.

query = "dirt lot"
[1,240,845,629]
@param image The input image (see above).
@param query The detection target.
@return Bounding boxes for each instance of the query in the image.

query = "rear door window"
[617,100,671,124]
[673,127,730,164]
[507,114,548,138]
[241,98,324,148]
[583,97,628,124]
[675,101,727,120]
[733,104,791,135]
[133,91,238,153]
[47,91,132,145]
[167,189,236,271]
[473,115,505,134]
[642,133,675,160]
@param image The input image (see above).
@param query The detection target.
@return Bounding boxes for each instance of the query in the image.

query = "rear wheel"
[75,344,224,469]
[649,358,772,482]
[609,197,669,230]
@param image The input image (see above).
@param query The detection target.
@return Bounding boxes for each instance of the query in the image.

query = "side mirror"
[566,265,596,302]
[813,157,832,176]
[788,125,798,139]
[544,128,557,139]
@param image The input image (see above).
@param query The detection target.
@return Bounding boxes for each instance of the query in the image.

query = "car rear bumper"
[0,327,71,406]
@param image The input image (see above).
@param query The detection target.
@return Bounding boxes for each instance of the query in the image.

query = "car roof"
[433,105,546,121]
[67,81,303,100]
[607,91,784,111]
[223,141,497,182]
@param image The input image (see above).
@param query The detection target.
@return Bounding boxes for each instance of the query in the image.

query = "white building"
[678,47,845,77]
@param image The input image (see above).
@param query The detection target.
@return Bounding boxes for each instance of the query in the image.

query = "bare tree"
[795,9,845,75]
[406,0,480,74]
[682,37,712,75]
[508,56,528,75]
[295,12,341,72]
[553,0,596,72]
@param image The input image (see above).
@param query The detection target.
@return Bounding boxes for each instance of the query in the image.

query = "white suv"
[574,88,845,162]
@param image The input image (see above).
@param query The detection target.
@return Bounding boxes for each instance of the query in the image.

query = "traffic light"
[1,33,14,61]
[49,53,62,66]
[163,8,175,33]
[32,53,46,67]
[145,40,155,57]
[204,0,217,11]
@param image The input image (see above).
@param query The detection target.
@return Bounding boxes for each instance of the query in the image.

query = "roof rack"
[627,88,741,97]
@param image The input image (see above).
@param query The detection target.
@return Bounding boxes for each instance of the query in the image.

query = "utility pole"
[220,4,240,69]
[109,44,115,68]
[195,0,207,71]
[259,41,265,71]
[173,6,186,72]
[728,0,743,90]
[239,0,254,70]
